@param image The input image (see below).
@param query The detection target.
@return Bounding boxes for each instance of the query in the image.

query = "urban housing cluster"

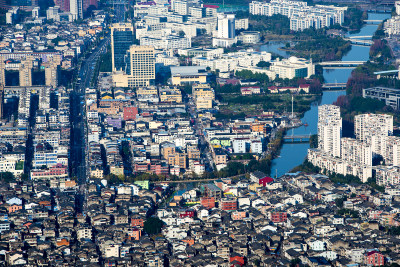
[308,104,400,189]
[2,0,400,266]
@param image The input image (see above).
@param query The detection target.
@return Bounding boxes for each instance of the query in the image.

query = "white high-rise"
[70,0,83,20]
[341,138,372,166]
[384,136,400,167]
[213,13,236,48]
[317,105,342,157]
[396,1,400,15]
[355,113,393,156]
[217,13,235,39]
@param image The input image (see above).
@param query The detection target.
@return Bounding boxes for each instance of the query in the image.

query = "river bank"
[262,12,391,178]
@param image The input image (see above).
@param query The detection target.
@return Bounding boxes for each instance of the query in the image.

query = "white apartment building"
[233,139,247,153]
[375,166,400,186]
[355,113,393,156]
[317,105,342,158]
[341,138,372,166]
[249,0,346,31]
[136,27,173,40]
[192,50,272,73]
[235,18,249,30]
[140,36,191,50]
[0,155,24,177]
[385,16,400,36]
[270,56,315,79]
[134,5,168,18]
[156,53,180,66]
[172,0,194,15]
[309,108,400,185]
[178,47,224,58]
[384,136,400,167]
[308,149,372,182]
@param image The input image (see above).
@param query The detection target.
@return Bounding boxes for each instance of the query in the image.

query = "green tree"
[144,217,164,235]
[335,197,346,208]
[0,172,15,182]
[309,134,318,148]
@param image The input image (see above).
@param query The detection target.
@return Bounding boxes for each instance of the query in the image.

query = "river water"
[261,12,391,177]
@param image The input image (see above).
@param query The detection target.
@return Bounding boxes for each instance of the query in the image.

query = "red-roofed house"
[123,107,138,121]
[250,171,273,186]
[230,255,245,266]
[259,176,274,186]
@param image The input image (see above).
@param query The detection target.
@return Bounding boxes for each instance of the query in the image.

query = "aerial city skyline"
[0,0,400,266]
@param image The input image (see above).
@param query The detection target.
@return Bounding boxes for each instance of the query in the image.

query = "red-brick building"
[365,251,385,266]
[200,197,215,209]
[150,163,169,176]
[221,198,237,211]
[131,217,144,227]
[271,211,287,223]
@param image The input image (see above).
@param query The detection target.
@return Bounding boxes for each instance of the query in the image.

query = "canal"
[262,12,391,177]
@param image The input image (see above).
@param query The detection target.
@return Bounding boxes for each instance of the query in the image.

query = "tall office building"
[213,13,236,48]
[355,114,393,156]
[0,86,3,120]
[44,59,59,88]
[0,60,5,86]
[70,0,83,20]
[317,104,342,157]
[111,23,135,72]
[126,45,155,87]
[19,56,33,87]
[217,13,235,39]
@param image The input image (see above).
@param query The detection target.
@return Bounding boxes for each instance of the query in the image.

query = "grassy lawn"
[217,94,318,119]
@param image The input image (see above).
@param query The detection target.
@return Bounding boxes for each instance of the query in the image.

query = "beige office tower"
[19,56,33,86]
[0,59,5,86]
[0,85,3,120]
[193,83,215,109]
[127,45,155,87]
[44,61,59,88]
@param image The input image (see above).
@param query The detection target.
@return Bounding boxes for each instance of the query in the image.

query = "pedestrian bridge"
[348,35,373,39]
[283,134,311,143]
[343,37,373,46]
[322,83,347,89]
[319,61,366,67]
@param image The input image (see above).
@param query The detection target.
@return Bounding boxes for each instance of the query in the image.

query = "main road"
[71,35,110,213]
